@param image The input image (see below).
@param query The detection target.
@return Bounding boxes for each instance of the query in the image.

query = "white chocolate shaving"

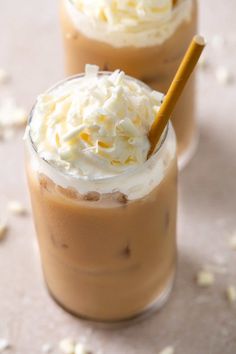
[196,270,215,287]
[29,65,163,179]
[226,286,236,304]
[0,338,10,352]
[7,200,27,216]
[0,98,27,128]
[159,346,175,354]
[215,66,233,85]
[75,342,89,354]
[0,222,8,241]
[59,338,75,354]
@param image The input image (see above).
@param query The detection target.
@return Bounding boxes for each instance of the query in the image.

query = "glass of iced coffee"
[25,65,178,324]
[60,0,197,167]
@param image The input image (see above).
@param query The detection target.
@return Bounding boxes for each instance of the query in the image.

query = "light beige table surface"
[0,1,236,353]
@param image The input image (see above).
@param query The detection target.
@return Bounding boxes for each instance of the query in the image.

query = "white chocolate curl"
[30,65,164,179]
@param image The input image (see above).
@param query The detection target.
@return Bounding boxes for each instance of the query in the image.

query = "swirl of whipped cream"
[66,0,193,47]
[29,65,164,179]
[71,0,173,24]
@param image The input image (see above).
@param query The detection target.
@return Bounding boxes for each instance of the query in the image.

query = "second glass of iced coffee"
[60,0,198,167]
[25,65,178,324]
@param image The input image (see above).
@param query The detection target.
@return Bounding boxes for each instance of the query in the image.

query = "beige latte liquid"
[60,0,197,162]
[27,157,177,322]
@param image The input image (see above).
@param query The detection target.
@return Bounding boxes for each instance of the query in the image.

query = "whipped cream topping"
[66,0,193,48]
[29,65,164,179]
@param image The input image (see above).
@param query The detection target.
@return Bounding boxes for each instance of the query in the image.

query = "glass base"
[47,273,175,329]
[178,131,199,171]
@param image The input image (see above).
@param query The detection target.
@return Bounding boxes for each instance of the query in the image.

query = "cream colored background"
[0,1,236,353]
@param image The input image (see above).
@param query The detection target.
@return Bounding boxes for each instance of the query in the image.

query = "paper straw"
[148,35,206,157]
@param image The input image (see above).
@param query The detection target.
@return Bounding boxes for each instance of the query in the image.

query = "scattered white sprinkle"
[159,346,175,354]
[0,69,10,84]
[0,98,27,129]
[229,234,236,250]
[215,66,233,85]
[42,343,53,353]
[211,35,225,49]
[0,222,8,241]
[0,338,10,352]
[196,270,215,287]
[226,286,236,304]
[59,338,75,354]
[63,124,86,142]
[7,200,27,216]
[75,342,89,354]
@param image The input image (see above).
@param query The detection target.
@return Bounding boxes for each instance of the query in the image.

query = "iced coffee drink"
[60,0,197,166]
[25,65,177,323]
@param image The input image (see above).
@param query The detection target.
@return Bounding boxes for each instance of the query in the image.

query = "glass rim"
[27,72,171,183]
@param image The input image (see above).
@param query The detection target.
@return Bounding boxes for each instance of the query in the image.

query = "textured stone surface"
[0,1,236,353]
